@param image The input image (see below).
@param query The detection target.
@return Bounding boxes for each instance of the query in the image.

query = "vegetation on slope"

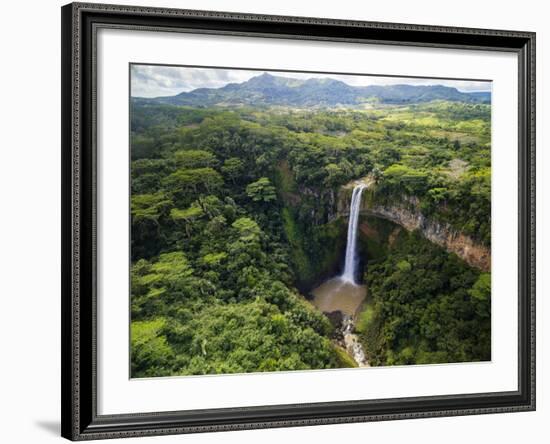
[360,230,491,366]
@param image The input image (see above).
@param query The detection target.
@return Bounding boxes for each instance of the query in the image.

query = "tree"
[131,318,174,377]
[323,163,345,187]
[221,157,244,184]
[246,177,276,204]
[174,150,218,168]
[131,192,173,259]
[232,217,261,243]
[131,192,172,222]
[149,251,194,285]
[382,164,429,195]
[131,135,157,160]
[170,204,203,237]
[469,273,491,301]
[174,149,218,168]
[196,195,223,219]
[164,167,223,195]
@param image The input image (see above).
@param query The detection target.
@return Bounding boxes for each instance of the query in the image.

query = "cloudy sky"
[131,64,491,98]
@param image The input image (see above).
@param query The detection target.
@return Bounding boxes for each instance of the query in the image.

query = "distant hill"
[133,72,491,107]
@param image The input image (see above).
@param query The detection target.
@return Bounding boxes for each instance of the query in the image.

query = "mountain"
[133,72,491,108]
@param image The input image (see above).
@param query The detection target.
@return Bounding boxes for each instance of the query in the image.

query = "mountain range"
[133,72,491,108]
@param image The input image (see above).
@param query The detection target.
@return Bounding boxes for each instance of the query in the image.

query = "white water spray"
[340,184,367,284]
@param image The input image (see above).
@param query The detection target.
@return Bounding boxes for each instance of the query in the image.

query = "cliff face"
[338,190,491,272]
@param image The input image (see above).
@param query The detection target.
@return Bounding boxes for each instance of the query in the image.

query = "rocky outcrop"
[342,315,369,367]
[327,310,369,367]
[338,187,490,272]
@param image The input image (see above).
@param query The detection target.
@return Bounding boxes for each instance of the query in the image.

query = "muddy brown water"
[310,277,367,317]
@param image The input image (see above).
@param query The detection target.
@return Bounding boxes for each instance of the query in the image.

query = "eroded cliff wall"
[337,189,490,272]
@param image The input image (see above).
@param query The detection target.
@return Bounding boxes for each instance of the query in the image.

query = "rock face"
[338,190,491,272]
[326,310,369,367]
[342,315,369,367]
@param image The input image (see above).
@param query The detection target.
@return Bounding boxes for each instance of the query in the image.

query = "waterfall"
[340,184,367,284]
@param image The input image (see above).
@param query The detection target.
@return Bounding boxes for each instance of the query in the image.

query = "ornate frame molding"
[61,2,535,440]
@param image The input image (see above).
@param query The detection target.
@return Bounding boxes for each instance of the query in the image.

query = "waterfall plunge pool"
[310,278,366,317]
[309,278,369,367]
[310,183,368,317]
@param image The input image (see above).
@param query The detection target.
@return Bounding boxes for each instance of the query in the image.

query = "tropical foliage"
[359,230,491,366]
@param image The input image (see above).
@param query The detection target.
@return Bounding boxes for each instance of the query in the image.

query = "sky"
[131,65,492,98]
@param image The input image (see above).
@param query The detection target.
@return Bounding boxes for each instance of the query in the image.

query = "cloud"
[131,65,255,97]
[131,65,491,98]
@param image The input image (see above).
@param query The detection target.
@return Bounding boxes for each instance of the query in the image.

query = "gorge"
[306,177,490,368]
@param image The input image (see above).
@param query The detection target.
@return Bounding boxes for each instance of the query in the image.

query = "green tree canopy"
[246,177,277,203]
[174,149,218,168]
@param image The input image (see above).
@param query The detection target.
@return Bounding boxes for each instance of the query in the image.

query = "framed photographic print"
[61,2,536,440]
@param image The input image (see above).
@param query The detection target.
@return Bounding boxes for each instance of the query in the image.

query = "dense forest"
[355,221,491,366]
[130,81,491,377]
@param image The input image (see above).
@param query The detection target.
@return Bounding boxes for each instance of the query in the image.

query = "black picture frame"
[61,2,536,440]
